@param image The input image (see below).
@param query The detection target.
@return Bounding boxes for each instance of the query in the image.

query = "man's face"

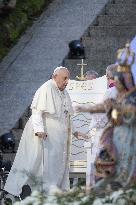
[54,69,70,91]
[106,71,115,87]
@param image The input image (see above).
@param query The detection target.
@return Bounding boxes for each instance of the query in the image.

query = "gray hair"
[85,70,99,78]
[106,64,118,79]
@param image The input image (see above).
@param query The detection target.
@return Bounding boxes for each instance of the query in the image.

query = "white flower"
[48,185,62,195]
[81,196,89,203]
[110,189,124,203]
[46,195,57,204]
[31,190,40,198]
[125,189,133,193]
[33,201,41,205]
[92,198,103,205]
[116,197,128,205]
[102,196,110,202]
[20,196,36,205]
[77,192,84,197]
[103,204,114,205]
[125,189,136,200]
[14,202,20,205]
[69,187,78,193]
[71,202,80,205]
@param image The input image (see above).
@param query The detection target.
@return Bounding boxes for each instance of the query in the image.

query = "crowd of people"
[3,44,136,198]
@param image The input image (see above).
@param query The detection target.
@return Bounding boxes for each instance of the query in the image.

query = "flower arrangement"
[14,185,136,205]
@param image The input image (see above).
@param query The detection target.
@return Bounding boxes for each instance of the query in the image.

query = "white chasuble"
[4,79,73,196]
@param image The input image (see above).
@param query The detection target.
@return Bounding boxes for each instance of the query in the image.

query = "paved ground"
[0,0,109,135]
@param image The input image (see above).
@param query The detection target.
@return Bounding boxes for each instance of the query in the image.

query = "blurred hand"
[35,132,47,140]
[73,104,89,113]
[74,131,89,140]
[73,105,82,112]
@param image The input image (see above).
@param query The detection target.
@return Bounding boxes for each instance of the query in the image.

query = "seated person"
[85,70,99,80]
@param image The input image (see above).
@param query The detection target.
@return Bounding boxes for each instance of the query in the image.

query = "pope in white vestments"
[4,67,76,196]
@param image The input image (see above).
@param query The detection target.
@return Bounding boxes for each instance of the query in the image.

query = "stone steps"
[88,25,136,38]
[84,1,136,74]
[82,36,125,72]
[82,36,127,50]
[85,50,116,63]
[86,59,114,75]
[81,0,136,74]
[65,0,136,76]
[86,51,115,60]
[105,3,136,15]
[94,14,136,26]
[113,0,136,3]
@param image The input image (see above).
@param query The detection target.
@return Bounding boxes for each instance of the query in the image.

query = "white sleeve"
[32,109,45,133]
[103,87,118,101]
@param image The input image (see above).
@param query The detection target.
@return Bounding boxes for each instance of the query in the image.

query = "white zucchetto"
[53,66,67,74]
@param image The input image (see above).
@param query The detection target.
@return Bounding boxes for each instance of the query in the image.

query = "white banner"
[67,75,107,170]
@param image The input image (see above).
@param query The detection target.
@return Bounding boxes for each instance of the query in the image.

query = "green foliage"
[21,0,45,15]
[4,11,28,42]
[0,0,52,61]
[0,47,9,59]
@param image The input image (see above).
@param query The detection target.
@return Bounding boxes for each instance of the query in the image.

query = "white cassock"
[4,79,73,196]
